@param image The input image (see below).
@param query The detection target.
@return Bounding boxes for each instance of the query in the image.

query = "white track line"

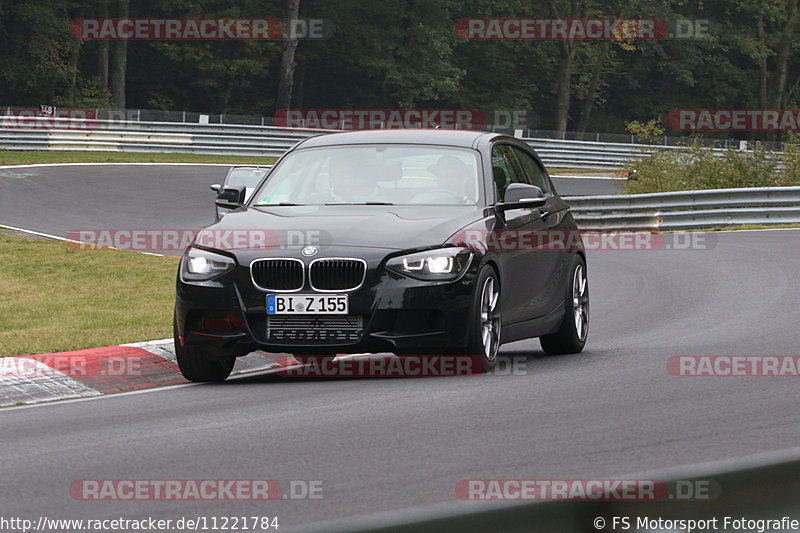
[0,223,167,257]
[0,382,200,411]
[0,223,78,242]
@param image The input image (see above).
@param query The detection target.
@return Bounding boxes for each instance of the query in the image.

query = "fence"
[0,115,764,170]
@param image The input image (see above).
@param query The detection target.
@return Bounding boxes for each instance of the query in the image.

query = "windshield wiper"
[254,202,304,206]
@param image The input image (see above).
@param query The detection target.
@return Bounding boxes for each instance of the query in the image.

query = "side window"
[491,144,523,201]
[511,146,549,192]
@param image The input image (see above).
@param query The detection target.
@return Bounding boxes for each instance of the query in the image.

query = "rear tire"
[539,255,589,355]
[174,316,235,382]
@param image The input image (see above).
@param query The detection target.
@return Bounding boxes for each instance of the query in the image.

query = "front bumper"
[175,249,478,358]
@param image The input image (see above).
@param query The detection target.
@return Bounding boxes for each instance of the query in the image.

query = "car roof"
[294,129,505,149]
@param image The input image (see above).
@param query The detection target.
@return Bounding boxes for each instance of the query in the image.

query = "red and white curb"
[1,339,412,407]
[0,340,289,408]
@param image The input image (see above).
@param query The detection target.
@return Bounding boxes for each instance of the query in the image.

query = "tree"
[767,0,799,110]
[0,0,78,104]
[97,0,109,91]
[275,0,301,111]
[382,0,464,108]
[110,0,128,107]
[547,0,586,139]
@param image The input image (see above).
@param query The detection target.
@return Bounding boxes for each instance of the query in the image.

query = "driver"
[327,153,379,203]
[427,155,475,204]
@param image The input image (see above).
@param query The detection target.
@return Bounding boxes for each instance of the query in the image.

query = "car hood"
[199,204,484,251]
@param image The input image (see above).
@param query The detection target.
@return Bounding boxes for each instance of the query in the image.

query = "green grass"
[0,150,278,166]
[0,230,179,356]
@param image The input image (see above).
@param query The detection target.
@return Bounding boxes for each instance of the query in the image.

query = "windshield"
[252,145,481,206]
[225,168,267,189]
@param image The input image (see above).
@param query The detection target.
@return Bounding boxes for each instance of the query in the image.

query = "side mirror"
[215,184,246,209]
[497,183,546,211]
[210,184,222,193]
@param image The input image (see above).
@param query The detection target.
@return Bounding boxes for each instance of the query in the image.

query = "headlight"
[386,247,473,281]
[180,247,236,282]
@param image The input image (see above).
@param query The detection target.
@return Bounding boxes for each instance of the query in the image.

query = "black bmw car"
[174,129,589,381]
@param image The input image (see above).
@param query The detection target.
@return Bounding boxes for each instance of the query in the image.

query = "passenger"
[427,155,476,204]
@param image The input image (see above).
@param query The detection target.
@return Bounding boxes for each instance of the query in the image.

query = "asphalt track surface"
[2,165,799,530]
[0,164,622,238]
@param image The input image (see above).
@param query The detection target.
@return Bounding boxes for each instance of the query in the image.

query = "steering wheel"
[409,188,464,204]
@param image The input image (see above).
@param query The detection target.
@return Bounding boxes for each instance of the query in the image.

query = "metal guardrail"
[0,117,790,170]
[0,117,670,169]
[566,187,800,230]
[0,117,324,158]
[525,137,672,169]
[8,106,773,148]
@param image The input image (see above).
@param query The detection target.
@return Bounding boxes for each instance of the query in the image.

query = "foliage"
[625,118,665,144]
[1,0,800,136]
[623,143,800,194]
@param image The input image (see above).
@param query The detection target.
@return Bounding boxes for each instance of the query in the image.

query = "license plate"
[267,294,348,315]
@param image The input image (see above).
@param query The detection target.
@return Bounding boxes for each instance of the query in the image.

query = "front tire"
[174,316,235,382]
[540,255,589,355]
[464,265,502,369]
